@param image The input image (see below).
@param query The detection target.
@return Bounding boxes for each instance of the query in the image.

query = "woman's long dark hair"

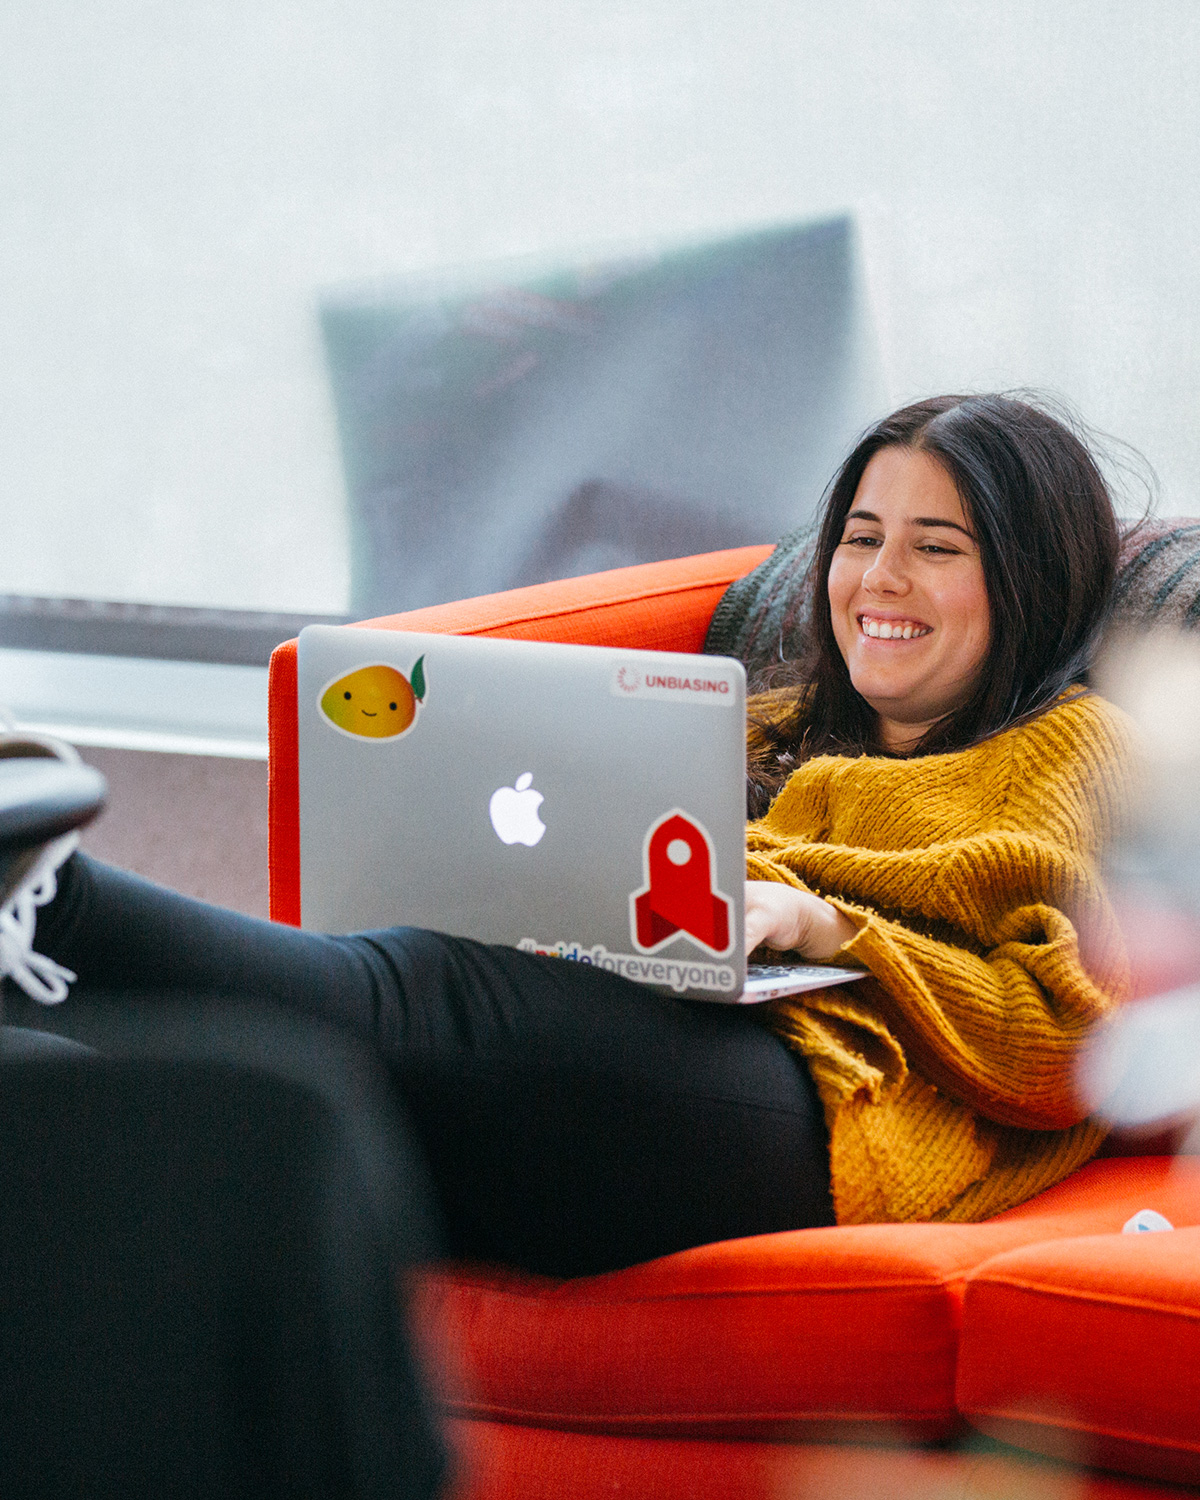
[747,394,1121,817]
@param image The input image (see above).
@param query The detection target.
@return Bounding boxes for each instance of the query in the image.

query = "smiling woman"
[747,393,1121,807]
[739,393,1133,1220]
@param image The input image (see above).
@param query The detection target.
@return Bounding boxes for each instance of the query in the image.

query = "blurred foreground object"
[0,738,107,1007]
[0,753,106,909]
[1080,980,1200,1151]
[1098,629,1200,869]
[1082,630,1200,1143]
[0,1004,446,1500]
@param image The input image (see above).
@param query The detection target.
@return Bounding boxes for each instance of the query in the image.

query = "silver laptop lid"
[297,626,748,1000]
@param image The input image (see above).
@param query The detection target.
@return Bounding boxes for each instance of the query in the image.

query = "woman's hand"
[744,881,858,961]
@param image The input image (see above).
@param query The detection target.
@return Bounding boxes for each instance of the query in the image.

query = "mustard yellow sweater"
[745,690,1134,1226]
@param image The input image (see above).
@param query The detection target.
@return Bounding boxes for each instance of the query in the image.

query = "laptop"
[296,626,866,1004]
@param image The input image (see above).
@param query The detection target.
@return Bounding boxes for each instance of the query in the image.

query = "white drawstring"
[0,720,86,1005]
[0,831,80,1004]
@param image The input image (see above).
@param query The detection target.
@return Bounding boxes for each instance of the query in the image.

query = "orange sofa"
[269,549,1200,1499]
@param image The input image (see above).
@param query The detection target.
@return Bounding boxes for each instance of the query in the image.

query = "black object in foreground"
[0,757,107,908]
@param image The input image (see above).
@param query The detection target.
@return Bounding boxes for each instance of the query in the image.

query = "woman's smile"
[827,445,991,751]
[857,614,932,640]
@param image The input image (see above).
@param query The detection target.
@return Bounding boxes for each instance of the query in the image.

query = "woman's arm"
[815,894,1119,1131]
[748,828,1126,1131]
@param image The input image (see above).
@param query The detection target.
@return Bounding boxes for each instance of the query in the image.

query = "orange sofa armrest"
[268,544,772,924]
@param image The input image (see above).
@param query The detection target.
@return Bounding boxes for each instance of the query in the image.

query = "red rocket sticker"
[630,809,734,957]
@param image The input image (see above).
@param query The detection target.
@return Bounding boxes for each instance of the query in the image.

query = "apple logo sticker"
[489,773,547,847]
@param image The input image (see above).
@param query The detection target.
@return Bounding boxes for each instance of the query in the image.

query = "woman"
[5,393,1132,1269]
[742,393,1131,1225]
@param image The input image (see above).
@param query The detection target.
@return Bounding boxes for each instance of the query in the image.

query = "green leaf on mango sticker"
[411,655,426,702]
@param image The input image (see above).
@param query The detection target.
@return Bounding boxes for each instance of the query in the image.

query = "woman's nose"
[863,543,910,595]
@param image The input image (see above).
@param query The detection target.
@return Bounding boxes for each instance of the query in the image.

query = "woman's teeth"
[859,618,930,639]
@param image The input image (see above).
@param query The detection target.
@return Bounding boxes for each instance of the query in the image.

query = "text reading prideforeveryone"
[518,938,737,993]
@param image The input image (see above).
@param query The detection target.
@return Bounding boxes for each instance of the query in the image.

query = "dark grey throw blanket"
[704,517,1200,687]
[703,521,817,686]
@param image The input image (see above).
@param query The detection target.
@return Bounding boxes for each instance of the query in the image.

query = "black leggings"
[30,852,833,1278]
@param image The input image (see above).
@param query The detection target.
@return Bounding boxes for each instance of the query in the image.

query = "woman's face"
[826,445,991,752]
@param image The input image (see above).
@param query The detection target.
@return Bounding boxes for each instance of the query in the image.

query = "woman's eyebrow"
[844,508,976,540]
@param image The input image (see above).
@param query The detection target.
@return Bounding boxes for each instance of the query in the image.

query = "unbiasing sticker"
[610,663,738,705]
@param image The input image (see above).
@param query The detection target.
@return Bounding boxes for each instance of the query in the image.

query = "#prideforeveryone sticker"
[516,938,736,995]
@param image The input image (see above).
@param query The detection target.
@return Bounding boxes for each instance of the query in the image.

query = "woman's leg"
[368,927,835,1275]
[35,852,394,1040]
[34,852,834,1277]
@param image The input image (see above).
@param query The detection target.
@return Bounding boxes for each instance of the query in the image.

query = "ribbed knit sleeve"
[819,898,1115,1130]
[745,693,1136,1223]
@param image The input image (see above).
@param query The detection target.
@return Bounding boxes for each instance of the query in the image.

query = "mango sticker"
[319,658,426,740]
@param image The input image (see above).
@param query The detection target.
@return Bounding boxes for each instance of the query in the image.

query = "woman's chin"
[849,673,926,714]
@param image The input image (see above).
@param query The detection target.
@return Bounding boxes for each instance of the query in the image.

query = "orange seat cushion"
[958,1217,1200,1488]
[440,1422,1191,1500]
[412,1158,1200,1446]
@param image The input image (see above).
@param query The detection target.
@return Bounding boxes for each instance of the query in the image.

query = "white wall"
[2,0,1196,612]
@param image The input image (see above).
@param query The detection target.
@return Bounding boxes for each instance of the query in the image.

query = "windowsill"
[0,594,350,759]
[1,648,270,759]
[0,592,347,666]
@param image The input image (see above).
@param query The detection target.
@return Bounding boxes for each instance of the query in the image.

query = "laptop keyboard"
[746,963,835,981]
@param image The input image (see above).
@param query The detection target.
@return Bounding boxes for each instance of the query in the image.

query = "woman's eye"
[842,534,881,548]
